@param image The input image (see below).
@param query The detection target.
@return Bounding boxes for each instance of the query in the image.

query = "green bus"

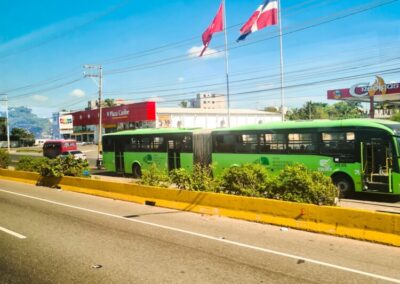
[103,119,400,196]
[211,119,400,196]
[102,128,207,178]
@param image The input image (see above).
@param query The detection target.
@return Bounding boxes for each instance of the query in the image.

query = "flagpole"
[277,0,285,121]
[222,0,231,127]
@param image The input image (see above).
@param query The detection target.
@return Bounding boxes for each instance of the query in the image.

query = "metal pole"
[278,0,285,121]
[5,95,10,152]
[222,0,231,127]
[0,94,10,152]
[98,66,103,166]
[83,65,103,168]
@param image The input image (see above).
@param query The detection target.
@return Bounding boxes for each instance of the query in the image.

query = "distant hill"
[0,106,51,138]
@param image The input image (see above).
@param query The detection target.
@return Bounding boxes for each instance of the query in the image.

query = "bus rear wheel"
[132,164,142,179]
[332,174,354,198]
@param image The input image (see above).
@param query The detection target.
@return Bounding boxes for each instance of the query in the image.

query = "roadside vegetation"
[4,149,338,205]
[16,148,43,153]
[0,149,11,169]
[142,163,339,206]
[15,156,90,178]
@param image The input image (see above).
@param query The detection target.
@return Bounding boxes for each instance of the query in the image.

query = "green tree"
[287,101,328,120]
[287,101,365,120]
[179,100,188,108]
[103,98,116,107]
[327,101,364,119]
[264,106,279,112]
[11,127,35,146]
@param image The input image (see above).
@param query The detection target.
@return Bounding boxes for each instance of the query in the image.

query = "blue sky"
[0,0,399,118]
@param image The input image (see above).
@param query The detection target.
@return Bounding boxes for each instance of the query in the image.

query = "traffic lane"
[1,181,399,283]
[1,177,399,278]
[1,188,318,284]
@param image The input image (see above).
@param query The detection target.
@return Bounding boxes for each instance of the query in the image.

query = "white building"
[157,108,282,129]
[190,93,227,109]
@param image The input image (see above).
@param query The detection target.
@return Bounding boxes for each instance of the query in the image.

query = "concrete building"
[67,100,282,142]
[190,93,226,109]
[157,107,281,129]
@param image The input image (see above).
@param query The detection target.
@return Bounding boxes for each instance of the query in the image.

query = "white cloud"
[32,95,48,102]
[70,89,85,97]
[187,46,223,59]
[178,77,185,82]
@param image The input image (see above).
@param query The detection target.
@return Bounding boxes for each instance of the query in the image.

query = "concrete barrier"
[1,168,399,246]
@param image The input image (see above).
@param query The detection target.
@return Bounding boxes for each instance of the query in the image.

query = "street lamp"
[0,94,10,153]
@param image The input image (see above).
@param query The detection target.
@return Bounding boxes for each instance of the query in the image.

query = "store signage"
[59,114,73,134]
[327,76,400,100]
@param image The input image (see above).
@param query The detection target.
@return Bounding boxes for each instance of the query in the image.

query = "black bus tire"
[332,174,354,198]
[132,163,142,179]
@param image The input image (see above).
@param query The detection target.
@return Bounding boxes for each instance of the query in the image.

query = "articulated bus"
[102,128,205,178]
[103,119,400,196]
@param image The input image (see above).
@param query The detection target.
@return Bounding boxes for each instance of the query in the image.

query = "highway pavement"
[1,179,399,283]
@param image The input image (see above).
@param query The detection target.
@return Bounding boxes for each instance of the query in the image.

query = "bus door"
[114,139,125,173]
[361,138,393,193]
[167,140,181,171]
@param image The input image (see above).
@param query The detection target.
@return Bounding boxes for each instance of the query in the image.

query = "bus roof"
[103,128,199,137]
[44,139,76,143]
[212,119,400,134]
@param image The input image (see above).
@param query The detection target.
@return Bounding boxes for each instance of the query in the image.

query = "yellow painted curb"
[1,169,399,246]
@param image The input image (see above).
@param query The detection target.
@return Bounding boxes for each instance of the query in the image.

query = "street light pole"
[0,94,10,153]
[83,65,103,168]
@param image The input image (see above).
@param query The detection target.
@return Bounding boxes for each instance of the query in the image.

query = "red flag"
[200,3,224,57]
[237,0,278,41]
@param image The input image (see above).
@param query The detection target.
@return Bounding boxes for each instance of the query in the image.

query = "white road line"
[1,188,399,283]
[0,225,26,239]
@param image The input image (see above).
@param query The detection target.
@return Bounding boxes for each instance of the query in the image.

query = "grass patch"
[16,148,43,153]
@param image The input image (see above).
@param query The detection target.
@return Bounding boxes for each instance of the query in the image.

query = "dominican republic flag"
[237,0,278,41]
[200,3,224,57]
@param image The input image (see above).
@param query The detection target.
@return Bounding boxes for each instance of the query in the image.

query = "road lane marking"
[0,225,26,239]
[1,188,399,283]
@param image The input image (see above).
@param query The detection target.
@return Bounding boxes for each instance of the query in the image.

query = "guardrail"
[0,168,399,247]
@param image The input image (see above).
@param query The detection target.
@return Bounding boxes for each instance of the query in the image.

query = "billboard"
[59,114,73,134]
[327,76,400,102]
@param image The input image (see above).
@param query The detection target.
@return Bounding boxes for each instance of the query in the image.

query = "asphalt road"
[1,179,399,283]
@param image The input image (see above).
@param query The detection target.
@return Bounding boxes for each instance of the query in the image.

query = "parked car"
[60,150,87,161]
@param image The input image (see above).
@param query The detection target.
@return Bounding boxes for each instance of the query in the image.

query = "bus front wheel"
[332,174,354,198]
[132,164,142,179]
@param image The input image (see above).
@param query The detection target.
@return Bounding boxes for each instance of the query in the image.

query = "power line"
[104,0,398,75]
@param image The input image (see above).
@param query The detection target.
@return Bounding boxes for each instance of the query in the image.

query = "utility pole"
[0,94,10,153]
[83,65,103,168]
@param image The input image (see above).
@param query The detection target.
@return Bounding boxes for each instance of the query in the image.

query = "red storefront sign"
[72,102,156,126]
[327,80,400,100]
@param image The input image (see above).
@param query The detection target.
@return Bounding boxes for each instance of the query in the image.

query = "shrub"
[219,164,270,197]
[191,164,218,192]
[140,163,170,187]
[265,163,338,205]
[60,156,90,177]
[0,149,10,169]
[39,156,90,177]
[39,158,63,177]
[16,157,47,173]
[169,164,217,191]
[169,168,192,190]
